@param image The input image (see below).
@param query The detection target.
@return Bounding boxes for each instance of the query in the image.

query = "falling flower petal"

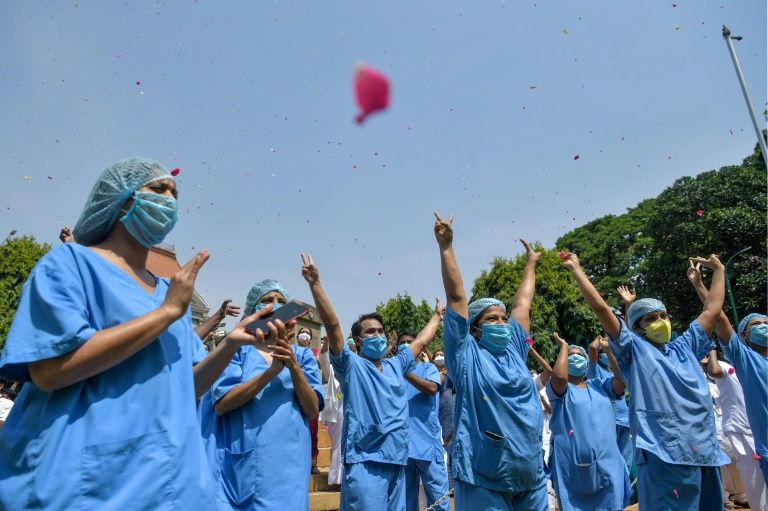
[753,454,762,460]
[558,251,568,261]
[696,209,703,217]
[526,336,534,346]
[170,168,181,177]
[728,367,735,375]
[673,489,679,498]
[353,64,390,124]
[573,154,580,160]
[567,429,574,436]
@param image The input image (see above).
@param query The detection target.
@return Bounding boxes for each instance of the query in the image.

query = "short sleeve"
[608,319,635,383]
[675,320,714,360]
[395,345,416,377]
[211,347,246,404]
[723,333,746,371]
[597,374,618,400]
[507,317,531,360]
[330,344,353,378]
[0,246,97,381]
[423,363,441,385]
[545,379,564,402]
[587,360,610,381]
[443,307,470,376]
[298,346,325,412]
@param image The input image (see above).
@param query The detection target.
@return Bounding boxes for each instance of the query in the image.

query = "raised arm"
[689,255,725,337]
[599,336,626,397]
[588,335,601,363]
[301,254,345,356]
[434,212,468,318]
[616,285,636,318]
[528,346,553,386]
[510,240,540,332]
[194,299,241,340]
[410,299,445,358]
[562,253,620,339]
[687,259,733,342]
[706,349,724,379]
[549,332,570,397]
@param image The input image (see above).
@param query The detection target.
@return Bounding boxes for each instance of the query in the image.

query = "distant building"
[146,244,210,326]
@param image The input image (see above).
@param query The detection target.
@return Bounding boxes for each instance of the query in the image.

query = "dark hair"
[298,327,312,336]
[351,313,385,338]
[396,332,417,345]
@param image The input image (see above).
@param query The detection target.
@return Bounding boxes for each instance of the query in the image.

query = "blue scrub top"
[587,360,630,428]
[546,377,630,511]
[0,243,215,510]
[443,307,545,492]
[200,343,324,510]
[609,318,728,466]
[330,344,415,466]
[724,334,768,459]
[406,361,443,462]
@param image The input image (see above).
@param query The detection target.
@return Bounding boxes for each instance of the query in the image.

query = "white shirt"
[0,397,13,422]
[714,360,753,436]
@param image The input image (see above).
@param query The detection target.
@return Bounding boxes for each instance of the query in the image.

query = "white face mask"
[297,333,311,342]
[434,355,445,365]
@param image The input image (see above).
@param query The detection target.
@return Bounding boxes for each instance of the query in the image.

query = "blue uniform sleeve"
[443,307,470,377]
[395,345,416,377]
[330,344,353,378]
[0,245,97,381]
[675,320,714,360]
[608,319,635,384]
[723,333,746,372]
[545,379,564,402]
[507,317,531,361]
[211,347,246,404]
[587,360,610,380]
[297,346,325,412]
[423,362,441,385]
[597,374,619,400]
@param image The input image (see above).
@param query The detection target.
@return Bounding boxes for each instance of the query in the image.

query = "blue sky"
[1,1,765,332]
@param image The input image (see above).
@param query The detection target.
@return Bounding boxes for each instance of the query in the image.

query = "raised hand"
[433,212,454,249]
[598,336,610,351]
[690,254,724,271]
[435,298,446,319]
[687,260,703,286]
[268,319,298,372]
[59,227,74,243]
[217,299,242,319]
[561,252,581,271]
[552,332,569,349]
[519,239,541,263]
[616,285,636,306]
[163,250,209,320]
[223,304,278,346]
[301,253,320,285]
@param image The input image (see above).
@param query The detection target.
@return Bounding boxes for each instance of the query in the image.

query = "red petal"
[354,65,390,123]
[573,154,580,160]
[558,251,568,261]
[170,168,181,177]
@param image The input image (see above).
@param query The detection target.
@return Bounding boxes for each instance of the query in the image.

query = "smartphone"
[245,302,309,337]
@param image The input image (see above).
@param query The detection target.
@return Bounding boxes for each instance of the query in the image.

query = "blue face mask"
[479,323,511,355]
[568,354,587,377]
[361,335,388,359]
[120,191,178,248]
[749,324,768,347]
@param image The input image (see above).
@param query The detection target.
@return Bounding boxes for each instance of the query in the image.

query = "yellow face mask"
[643,319,672,344]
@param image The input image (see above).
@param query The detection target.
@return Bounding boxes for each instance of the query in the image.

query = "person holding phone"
[199,279,324,510]
[0,158,269,510]
[300,253,438,511]
[433,212,548,511]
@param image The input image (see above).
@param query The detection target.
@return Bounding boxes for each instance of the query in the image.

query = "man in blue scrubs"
[301,253,441,510]
[433,213,548,511]
[562,251,729,511]
[399,328,451,511]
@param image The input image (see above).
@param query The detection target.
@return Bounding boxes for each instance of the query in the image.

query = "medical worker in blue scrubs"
[300,253,435,511]
[433,212,548,511]
[0,158,269,510]
[547,334,630,511]
[199,279,324,510]
[587,335,633,471]
[562,251,729,511]
[397,305,451,511]
[687,261,768,487]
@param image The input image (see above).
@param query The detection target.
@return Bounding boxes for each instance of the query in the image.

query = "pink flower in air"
[753,454,762,461]
[170,168,181,177]
[558,251,568,261]
[526,336,534,346]
[354,65,390,124]
[696,209,703,217]
[728,367,735,375]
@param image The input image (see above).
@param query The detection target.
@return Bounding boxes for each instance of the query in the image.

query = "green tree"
[376,293,443,353]
[0,236,51,350]
[471,244,601,365]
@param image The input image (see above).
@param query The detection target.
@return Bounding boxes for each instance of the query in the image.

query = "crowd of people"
[0,157,765,511]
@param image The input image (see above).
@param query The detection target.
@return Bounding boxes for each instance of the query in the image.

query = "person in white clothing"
[0,388,15,429]
[318,335,344,485]
[529,346,556,511]
[707,350,766,510]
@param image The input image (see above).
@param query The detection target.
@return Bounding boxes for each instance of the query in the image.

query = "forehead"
[480,305,507,320]
[360,318,383,331]
[568,348,584,356]
[641,310,666,320]
[259,291,286,302]
[748,317,768,328]
[399,335,416,343]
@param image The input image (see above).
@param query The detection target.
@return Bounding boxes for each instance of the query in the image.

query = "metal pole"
[722,26,768,169]
[724,246,752,328]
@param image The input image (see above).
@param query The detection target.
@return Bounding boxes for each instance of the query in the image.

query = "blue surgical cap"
[738,313,768,335]
[72,158,174,246]
[468,298,506,326]
[627,298,666,328]
[569,344,587,358]
[244,279,290,316]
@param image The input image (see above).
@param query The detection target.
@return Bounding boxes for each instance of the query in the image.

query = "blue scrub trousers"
[636,449,723,511]
[405,457,450,511]
[341,461,405,511]
[454,479,548,511]
[616,425,633,472]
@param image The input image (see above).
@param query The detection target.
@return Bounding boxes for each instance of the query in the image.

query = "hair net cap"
[468,298,506,326]
[244,279,290,316]
[627,298,666,328]
[569,344,587,358]
[72,158,173,246]
[738,313,768,335]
